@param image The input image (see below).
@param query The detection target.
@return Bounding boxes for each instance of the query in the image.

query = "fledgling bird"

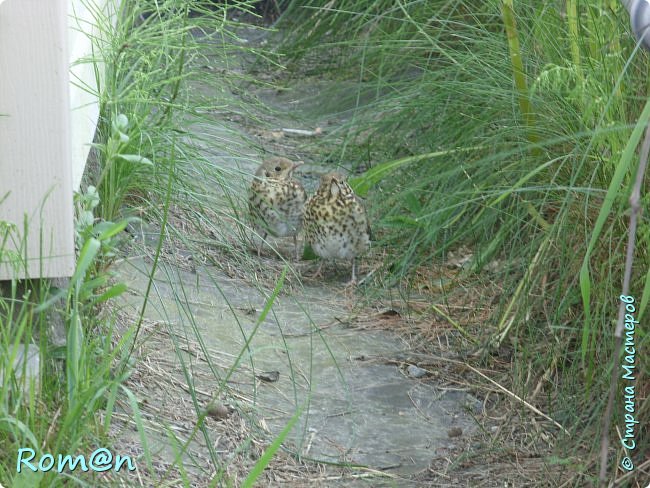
[304,172,371,283]
[249,156,307,260]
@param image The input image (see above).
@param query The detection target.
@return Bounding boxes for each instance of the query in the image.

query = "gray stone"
[0,343,40,396]
[407,364,427,378]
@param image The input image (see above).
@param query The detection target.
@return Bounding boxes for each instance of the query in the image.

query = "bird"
[248,156,307,260]
[303,172,371,283]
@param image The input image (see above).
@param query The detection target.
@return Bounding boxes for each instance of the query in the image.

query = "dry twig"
[598,121,649,485]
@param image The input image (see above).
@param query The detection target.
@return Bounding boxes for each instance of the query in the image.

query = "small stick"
[281,127,323,137]
[393,352,569,434]
[598,120,650,485]
[462,361,570,435]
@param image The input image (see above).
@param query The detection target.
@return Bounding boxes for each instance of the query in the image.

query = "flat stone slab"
[114,256,477,475]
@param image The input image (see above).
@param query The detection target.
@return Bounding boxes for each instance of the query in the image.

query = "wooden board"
[0,0,75,279]
[69,0,112,190]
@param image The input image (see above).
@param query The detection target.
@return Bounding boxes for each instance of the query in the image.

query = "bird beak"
[292,161,304,170]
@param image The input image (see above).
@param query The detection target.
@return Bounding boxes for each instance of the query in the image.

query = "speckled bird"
[249,156,307,260]
[304,172,371,283]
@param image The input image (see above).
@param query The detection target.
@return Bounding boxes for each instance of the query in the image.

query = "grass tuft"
[277,0,649,481]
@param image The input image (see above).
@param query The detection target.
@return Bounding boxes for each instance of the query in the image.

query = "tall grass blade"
[240,406,303,488]
[579,97,650,366]
[501,0,538,148]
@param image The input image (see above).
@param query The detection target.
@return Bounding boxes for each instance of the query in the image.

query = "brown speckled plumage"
[249,157,307,260]
[304,172,371,282]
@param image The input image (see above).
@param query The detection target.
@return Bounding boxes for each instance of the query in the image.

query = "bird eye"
[275,166,282,172]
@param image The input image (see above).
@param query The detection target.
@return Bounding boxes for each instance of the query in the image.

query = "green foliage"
[87,0,260,223]
[93,113,153,220]
[76,184,131,263]
[3,0,647,485]
[0,187,130,487]
[278,0,649,479]
[1,1,284,486]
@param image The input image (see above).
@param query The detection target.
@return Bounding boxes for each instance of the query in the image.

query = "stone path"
[107,23,479,486]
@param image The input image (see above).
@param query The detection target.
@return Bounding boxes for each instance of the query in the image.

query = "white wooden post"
[0,0,75,279]
[1,0,117,280]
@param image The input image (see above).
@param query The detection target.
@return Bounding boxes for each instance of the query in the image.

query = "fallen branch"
[598,120,650,485]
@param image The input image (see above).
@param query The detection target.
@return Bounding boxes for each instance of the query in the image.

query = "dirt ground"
[96,12,646,488]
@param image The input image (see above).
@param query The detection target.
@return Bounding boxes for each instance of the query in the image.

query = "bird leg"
[345,258,358,287]
[309,259,325,279]
[257,232,267,257]
[293,235,300,262]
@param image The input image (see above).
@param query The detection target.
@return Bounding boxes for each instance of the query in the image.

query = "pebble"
[407,365,427,378]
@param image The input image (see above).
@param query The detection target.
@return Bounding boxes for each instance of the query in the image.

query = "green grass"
[0,195,134,487]
[276,0,649,483]
[12,0,368,485]
[1,1,297,486]
[3,0,649,485]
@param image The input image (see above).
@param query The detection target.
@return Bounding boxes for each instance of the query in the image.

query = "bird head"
[319,172,347,199]
[256,157,303,180]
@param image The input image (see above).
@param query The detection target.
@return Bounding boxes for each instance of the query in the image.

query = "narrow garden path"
[104,20,485,487]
